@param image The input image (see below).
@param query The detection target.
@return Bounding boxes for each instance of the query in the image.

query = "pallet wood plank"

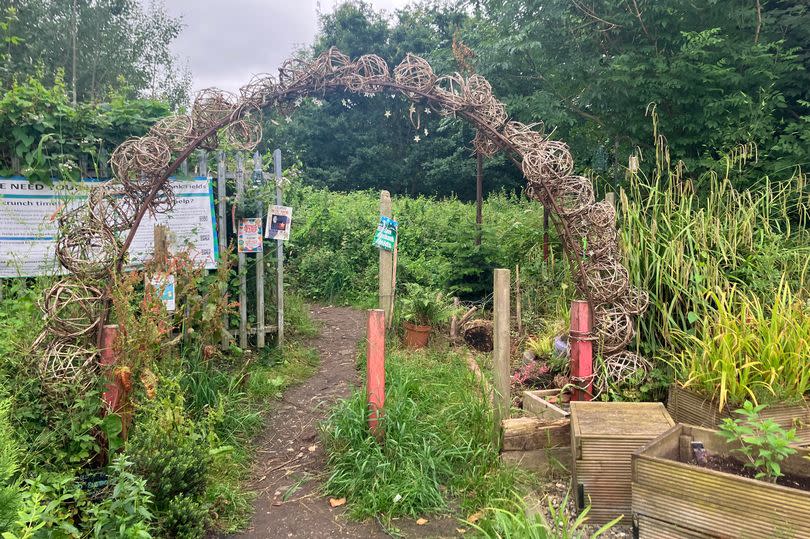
[501,417,570,451]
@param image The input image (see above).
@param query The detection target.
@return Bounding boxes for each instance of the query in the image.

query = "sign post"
[273,149,284,347]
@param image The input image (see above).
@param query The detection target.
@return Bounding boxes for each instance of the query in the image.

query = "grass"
[669,281,810,410]
[469,494,620,539]
[174,294,321,534]
[321,343,523,524]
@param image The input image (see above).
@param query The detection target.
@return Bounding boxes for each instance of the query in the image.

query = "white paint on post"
[378,191,393,324]
[273,149,284,347]
[236,154,248,349]
[217,151,229,350]
[493,268,511,443]
[254,151,265,349]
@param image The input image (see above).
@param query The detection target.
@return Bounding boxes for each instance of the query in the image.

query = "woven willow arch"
[38,48,648,390]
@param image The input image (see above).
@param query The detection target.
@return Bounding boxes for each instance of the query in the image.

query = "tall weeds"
[670,282,810,409]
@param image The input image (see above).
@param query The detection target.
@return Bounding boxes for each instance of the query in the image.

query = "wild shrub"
[126,388,210,538]
[322,347,518,521]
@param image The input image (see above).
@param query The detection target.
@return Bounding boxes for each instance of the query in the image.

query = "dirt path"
[227,305,385,539]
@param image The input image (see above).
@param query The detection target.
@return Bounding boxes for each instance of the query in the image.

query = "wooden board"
[632,424,810,539]
[570,401,675,526]
[501,417,569,451]
[523,389,569,420]
[500,447,571,475]
[667,384,810,446]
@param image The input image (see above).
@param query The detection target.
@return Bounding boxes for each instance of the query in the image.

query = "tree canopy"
[1,1,189,107]
[266,0,809,198]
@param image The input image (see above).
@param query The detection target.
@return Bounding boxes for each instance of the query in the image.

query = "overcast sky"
[159,0,412,94]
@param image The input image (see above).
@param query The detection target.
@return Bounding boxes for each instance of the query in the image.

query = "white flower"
[408,103,416,114]
[312,98,323,107]
[285,116,293,123]
[425,108,431,114]
[424,128,429,136]
[384,110,392,118]
[390,94,396,99]
[294,97,302,107]
[414,135,421,143]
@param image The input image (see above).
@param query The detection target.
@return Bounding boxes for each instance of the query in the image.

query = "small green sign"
[373,215,398,251]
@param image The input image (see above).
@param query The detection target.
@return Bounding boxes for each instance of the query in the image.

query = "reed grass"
[669,281,810,410]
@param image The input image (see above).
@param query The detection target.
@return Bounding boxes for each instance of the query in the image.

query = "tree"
[265,1,523,200]
[470,0,810,186]
[2,0,189,107]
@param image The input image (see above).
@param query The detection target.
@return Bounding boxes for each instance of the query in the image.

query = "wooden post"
[99,324,121,412]
[605,192,617,225]
[450,297,460,342]
[367,309,385,437]
[515,265,522,337]
[475,152,483,246]
[570,300,593,401]
[378,191,394,324]
[388,237,398,329]
[153,225,169,269]
[378,191,393,316]
[273,149,284,347]
[236,154,247,349]
[254,152,265,349]
[98,147,108,178]
[543,206,550,261]
[217,151,229,350]
[493,268,511,443]
[198,149,207,177]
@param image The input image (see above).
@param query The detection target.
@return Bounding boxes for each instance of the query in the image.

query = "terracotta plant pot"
[403,321,431,349]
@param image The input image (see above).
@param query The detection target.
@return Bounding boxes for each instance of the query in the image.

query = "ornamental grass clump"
[670,281,810,411]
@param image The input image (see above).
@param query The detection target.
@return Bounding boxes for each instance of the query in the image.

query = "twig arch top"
[39,47,647,392]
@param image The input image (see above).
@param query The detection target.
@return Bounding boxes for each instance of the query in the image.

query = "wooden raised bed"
[632,424,810,539]
[570,401,674,525]
[500,390,571,474]
[667,384,810,446]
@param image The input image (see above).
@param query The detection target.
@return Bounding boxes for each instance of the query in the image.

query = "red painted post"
[99,324,122,412]
[569,300,593,401]
[367,309,385,436]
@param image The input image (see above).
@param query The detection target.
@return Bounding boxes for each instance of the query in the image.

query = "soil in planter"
[700,455,810,492]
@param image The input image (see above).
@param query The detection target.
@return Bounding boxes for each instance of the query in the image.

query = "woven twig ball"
[582,258,630,303]
[40,279,104,339]
[593,302,635,354]
[394,54,436,92]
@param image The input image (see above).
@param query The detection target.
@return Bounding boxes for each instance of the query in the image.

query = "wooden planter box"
[667,384,810,446]
[632,424,810,538]
[500,390,571,474]
[571,401,674,525]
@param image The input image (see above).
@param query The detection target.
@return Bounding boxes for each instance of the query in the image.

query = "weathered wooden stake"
[99,324,121,412]
[543,206,550,261]
[493,268,511,443]
[388,236,398,329]
[378,191,394,324]
[367,309,385,437]
[570,300,593,401]
[254,152,265,349]
[217,151,229,350]
[450,297,460,342]
[515,265,522,337]
[273,149,285,347]
[475,152,483,246]
[236,154,247,349]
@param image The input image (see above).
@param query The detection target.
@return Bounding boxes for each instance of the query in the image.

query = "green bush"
[0,398,20,532]
[127,392,210,539]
